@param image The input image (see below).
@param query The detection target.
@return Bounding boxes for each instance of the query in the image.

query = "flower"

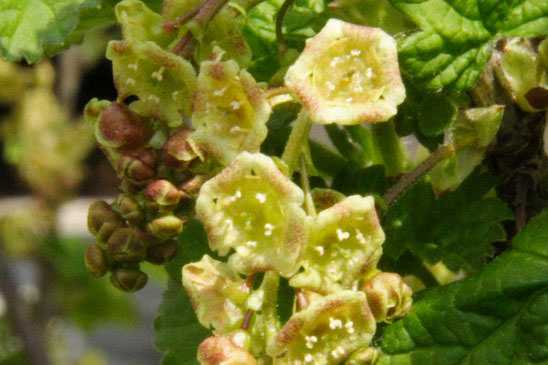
[285,18,405,125]
[196,152,307,277]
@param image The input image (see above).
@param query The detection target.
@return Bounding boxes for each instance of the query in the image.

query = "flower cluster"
[85,0,413,361]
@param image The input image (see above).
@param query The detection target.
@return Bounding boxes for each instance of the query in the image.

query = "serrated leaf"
[154,220,216,365]
[391,0,548,91]
[384,170,512,272]
[378,207,548,364]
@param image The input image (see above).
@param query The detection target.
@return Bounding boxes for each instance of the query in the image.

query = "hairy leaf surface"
[390,0,548,90]
[379,207,548,364]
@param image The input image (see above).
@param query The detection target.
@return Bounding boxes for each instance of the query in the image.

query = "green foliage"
[383,171,513,272]
[154,220,214,365]
[378,207,548,364]
[390,0,548,91]
[0,0,162,62]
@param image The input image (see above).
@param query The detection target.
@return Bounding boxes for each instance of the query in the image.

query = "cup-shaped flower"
[183,255,249,334]
[285,18,405,125]
[361,272,412,323]
[266,291,376,364]
[290,195,384,294]
[196,152,306,277]
[198,335,258,365]
[191,60,270,165]
[107,40,196,127]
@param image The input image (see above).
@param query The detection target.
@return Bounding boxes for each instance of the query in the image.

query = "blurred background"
[0,26,164,365]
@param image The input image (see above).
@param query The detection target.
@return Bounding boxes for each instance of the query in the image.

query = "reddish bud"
[146,241,179,264]
[144,179,183,207]
[179,174,209,196]
[107,228,146,263]
[117,148,157,183]
[98,102,152,148]
[116,194,144,224]
[88,200,125,244]
[162,127,201,169]
[147,215,184,239]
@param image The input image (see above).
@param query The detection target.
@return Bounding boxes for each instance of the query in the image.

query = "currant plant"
[2,0,548,364]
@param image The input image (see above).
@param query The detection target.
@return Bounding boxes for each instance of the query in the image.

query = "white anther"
[213,87,227,96]
[264,223,274,236]
[329,317,342,329]
[326,81,336,90]
[225,219,234,231]
[246,241,257,248]
[345,321,354,328]
[230,101,242,110]
[345,97,353,102]
[366,67,373,79]
[126,78,135,86]
[304,354,313,363]
[236,246,250,256]
[148,94,160,103]
[128,63,138,71]
[171,91,179,101]
[336,229,350,241]
[351,49,361,56]
[230,126,244,134]
[314,246,324,256]
[151,69,164,81]
[256,193,266,203]
[356,230,366,244]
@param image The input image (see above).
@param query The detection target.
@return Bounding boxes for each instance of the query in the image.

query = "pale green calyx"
[290,195,385,294]
[182,255,249,334]
[191,60,270,165]
[196,152,307,277]
[361,272,412,323]
[266,291,376,364]
[285,18,405,125]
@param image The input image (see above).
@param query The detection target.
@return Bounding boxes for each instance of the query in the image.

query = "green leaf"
[154,220,215,365]
[378,207,548,364]
[384,170,513,272]
[391,0,548,91]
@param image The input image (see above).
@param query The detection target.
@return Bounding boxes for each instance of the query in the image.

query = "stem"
[275,0,297,53]
[241,310,254,330]
[281,109,312,175]
[195,0,230,27]
[0,241,50,365]
[371,121,410,176]
[56,48,82,117]
[264,86,291,99]
[383,144,455,207]
[300,156,316,216]
[163,4,202,33]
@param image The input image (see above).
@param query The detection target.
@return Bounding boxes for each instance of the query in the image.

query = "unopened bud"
[97,102,152,148]
[361,272,412,323]
[117,148,157,183]
[110,268,148,292]
[346,347,380,365]
[179,174,209,196]
[116,194,144,224]
[198,335,258,365]
[107,228,146,263]
[85,243,109,278]
[144,179,183,207]
[88,200,125,243]
[147,215,184,239]
[146,241,178,264]
[162,127,201,168]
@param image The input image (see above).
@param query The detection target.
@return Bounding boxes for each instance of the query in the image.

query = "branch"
[0,241,50,365]
[383,144,454,207]
[275,0,297,53]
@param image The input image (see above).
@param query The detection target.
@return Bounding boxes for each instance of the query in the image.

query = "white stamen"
[171,91,179,101]
[314,246,324,256]
[148,95,160,103]
[126,78,135,86]
[256,193,266,203]
[151,69,164,81]
[366,67,373,79]
[230,100,242,110]
[326,81,336,90]
[236,246,250,255]
[128,63,138,71]
[213,87,227,96]
[356,230,366,244]
[225,219,234,231]
[230,126,244,134]
[329,317,343,329]
[346,97,353,102]
[336,229,350,241]
[246,240,257,248]
[264,223,274,236]
[351,49,361,56]
[304,354,313,363]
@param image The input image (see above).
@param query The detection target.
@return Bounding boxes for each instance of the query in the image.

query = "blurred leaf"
[378,207,548,364]
[45,237,135,329]
[384,170,513,272]
[154,220,216,365]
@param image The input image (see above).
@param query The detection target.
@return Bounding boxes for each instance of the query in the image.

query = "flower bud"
[147,215,184,239]
[361,272,412,323]
[285,18,405,125]
[107,228,146,263]
[144,179,183,207]
[311,188,346,212]
[146,241,178,264]
[85,243,109,278]
[182,255,249,333]
[198,335,258,365]
[162,127,202,168]
[116,194,144,225]
[110,268,148,292]
[88,200,125,243]
[97,102,152,148]
[117,148,157,183]
[346,347,380,365]
[179,174,209,196]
